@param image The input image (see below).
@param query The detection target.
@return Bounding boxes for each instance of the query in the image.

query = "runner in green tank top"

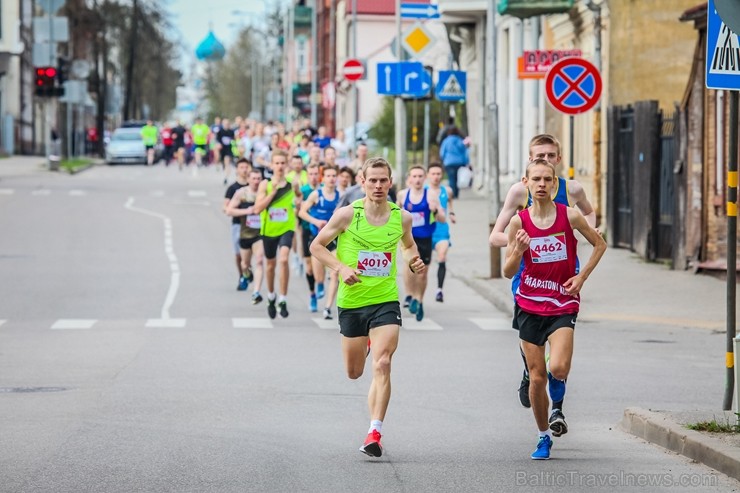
[310,157,425,459]
[191,117,210,166]
[254,150,301,319]
[140,120,158,166]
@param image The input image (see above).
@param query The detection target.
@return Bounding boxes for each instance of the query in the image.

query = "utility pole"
[351,0,358,156]
[587,0,603,227]
[487,0,501,278]
[310,0,318,127]
[394,0,407,179]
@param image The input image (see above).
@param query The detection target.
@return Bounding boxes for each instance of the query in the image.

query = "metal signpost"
[544,57,602,180]
[707,0,740,413]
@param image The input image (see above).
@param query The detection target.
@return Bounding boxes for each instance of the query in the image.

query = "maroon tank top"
[515,203,579,316]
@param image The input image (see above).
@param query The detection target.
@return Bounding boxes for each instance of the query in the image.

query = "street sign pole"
[395,0,407,180]
[351,0,358,157]
[568,115,575,179]
[725,90,738,411]
[422,99,430,166]
[310,2,318,127]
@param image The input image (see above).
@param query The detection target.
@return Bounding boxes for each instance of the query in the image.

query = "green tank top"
[141,125,158,145]
[336,199,403,309]
[260,180,296,237]
[191,124,209,145]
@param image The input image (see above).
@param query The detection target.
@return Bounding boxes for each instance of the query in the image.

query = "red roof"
[346,0,429,16]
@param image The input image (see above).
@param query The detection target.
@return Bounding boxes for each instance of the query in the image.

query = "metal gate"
[655,111,677,261]
[610,106,634,249]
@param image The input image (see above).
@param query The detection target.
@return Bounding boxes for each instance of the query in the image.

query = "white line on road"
[0,320,5,327]
[187,190,207,197]
[0,189,15,195]
[31,189,51,196]
[469,318,516,331]
[51,319,97,330]
[68,190,87,196]
[312,318,338,330]
[232,318,274,329]
[125,197,181,321]
[150,190,165,197]
[146,318,186,328]
[403,319,444,330]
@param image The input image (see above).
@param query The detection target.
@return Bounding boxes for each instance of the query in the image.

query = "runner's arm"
[298,191,324,228]
[310,206,360,284]
[563,208,607,295]
[446,186,456,224]
[226,189,254,217]
[429,196,446,223]
[400,210,426,275]
[489,182,527,247]
[396,189,407,207]
[252,180,274,214]
[569,180,597,229]
[503,215,529,278]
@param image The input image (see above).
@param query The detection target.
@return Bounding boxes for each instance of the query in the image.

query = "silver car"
[105,128,147,165]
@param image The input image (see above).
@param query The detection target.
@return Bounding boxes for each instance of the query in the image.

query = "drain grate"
[0,387,69,393]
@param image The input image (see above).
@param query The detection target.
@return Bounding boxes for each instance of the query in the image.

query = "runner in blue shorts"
[427,162,456,303]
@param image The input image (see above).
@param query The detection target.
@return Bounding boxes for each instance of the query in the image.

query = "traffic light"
[57,57,70,85]
[35,66,58,97]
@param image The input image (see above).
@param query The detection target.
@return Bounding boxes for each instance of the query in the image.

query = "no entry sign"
[342,59,365,82]
[545,57,602,115]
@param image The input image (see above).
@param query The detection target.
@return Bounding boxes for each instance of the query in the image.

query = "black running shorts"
[338,301,402,338]
[308,232,336,253]
[514,303,577,346]
[239,235,261,250]
[414,236,433,265]
[262,231,295,259]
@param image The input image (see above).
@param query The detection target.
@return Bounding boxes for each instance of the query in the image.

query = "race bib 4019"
[357,251,392,277]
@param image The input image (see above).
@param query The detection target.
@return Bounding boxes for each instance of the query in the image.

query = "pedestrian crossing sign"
[436,70,466,101]
[706,0,740,90]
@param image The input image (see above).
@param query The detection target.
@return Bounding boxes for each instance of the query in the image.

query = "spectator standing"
[439,127,469,199]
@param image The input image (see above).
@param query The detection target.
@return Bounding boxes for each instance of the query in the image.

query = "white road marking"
[150,190,165,197]
[32,189,51,196]
[146,318,186,328]
[125,197,181,322]
[403,318,444,330]
[51,319,97,330]
[187,190,207,197]
[470,318,515,331]
[232,318,274,329]
[68,190,86,196]
[0,189,15,195]
[312,318,338,330]
[0,320,5,327]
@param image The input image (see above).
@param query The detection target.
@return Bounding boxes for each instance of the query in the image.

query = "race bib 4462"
[529,233,567,263]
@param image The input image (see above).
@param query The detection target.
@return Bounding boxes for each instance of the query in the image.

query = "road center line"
[124,197,180,320]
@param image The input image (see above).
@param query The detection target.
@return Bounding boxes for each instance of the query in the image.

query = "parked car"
[105,128,147,165]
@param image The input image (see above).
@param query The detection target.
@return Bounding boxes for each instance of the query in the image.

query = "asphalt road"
[0,163,737,492]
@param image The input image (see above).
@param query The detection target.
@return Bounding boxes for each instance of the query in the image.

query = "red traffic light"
[44,67,57,78]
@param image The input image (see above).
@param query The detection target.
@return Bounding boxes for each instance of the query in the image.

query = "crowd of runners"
[145,116,607,462]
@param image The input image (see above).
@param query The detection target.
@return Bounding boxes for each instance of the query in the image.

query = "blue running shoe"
[317,283,325,299]
[409,298,419,314]
[531,435,552,460]
[403,295,412,308]
[237,276,248,291]
[309,294,318,313]
[415,303,424,321]
[548,372,566,402]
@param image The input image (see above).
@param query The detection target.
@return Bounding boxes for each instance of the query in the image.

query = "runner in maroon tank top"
[503,159,606,460]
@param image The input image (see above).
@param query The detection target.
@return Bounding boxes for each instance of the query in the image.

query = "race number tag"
[268,207,288,222]
[411,212,425,228]
[357,251,392,277]
[246,214,261,229]
[529,233,567,263]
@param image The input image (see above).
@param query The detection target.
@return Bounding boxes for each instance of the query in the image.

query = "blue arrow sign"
[377,61,424,96]
[706,0,740,90]
[400,3,440,19]
[436,71,466,101]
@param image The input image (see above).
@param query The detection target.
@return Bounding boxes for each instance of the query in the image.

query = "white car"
[105,128,147,165]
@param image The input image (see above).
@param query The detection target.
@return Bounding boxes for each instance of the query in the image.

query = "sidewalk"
[0,155,49,180]
[448,189,738,481]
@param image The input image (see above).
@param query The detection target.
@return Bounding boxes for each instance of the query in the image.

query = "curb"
[454,273,514,317]
[620,407,740,482]
[64,160,103,175]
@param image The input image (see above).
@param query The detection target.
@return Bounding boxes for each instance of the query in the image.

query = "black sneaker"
[252,292,263,305]
[518,371,531,408]
[435,291,444,302]
[267,298,277,319]
[548,409,568,437]
[279,301,289,318]
[403,295,412,308]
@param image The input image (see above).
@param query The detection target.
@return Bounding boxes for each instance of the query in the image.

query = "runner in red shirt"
[161,125,174,165]
[503,158,606,460]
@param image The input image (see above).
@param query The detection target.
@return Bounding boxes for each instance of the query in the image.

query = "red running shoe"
[360,430,383,457]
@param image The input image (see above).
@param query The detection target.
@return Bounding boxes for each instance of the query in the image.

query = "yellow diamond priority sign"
[402,22,436,59]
